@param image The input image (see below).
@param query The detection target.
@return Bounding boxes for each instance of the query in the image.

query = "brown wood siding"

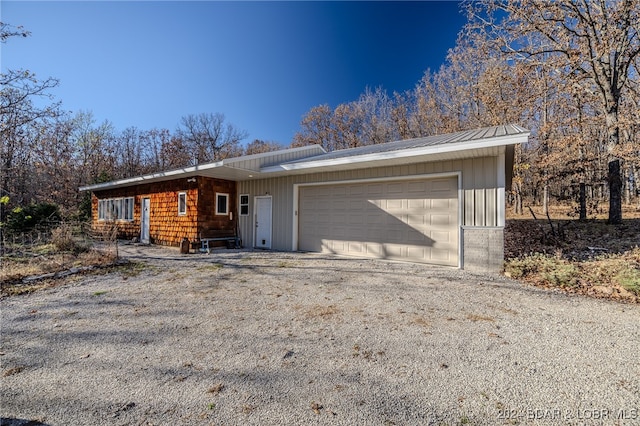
[197,178,237,237]
[147,184,198,245]
[90,177,236,246]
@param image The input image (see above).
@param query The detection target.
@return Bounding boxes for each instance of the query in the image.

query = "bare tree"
[159,135,192,170]
[292,105,335,150]
[176,113,247,164]
[139,128,172,172]
[244,139,283,155]
[70,111,116,186]
[1,22,60,214]
[113,126,145,178]
[465,0,640,223]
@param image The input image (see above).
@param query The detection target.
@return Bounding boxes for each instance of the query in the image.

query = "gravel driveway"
[2,244,639,426]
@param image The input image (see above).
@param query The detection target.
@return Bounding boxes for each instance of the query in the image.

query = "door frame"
[254,195,272,249]
[140,197,150,244]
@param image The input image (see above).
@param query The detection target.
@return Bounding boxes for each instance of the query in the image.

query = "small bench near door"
[199,231,240,253]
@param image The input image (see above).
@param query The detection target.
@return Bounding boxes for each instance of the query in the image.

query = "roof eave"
[79,161,226,192]
[78,144,327,192]
[260,132,530,174]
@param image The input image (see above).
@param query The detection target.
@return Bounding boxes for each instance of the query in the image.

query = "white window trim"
[178,192,187,216]
[239,194,249,216]
[98,197,134,222]
[215,192,229,215]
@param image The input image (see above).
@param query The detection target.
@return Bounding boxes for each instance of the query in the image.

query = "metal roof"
[261,124,530,174]
[279,125,527,164]
[80,125,529,191]
[79,144,326,192]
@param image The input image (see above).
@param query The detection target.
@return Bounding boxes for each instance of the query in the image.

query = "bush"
[51,224,78,252]
[505,253,579,287]
[4,203,61,233]
[614,267,640,295]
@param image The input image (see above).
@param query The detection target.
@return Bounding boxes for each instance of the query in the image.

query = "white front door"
[254,196,272,249]
[140,197,150,244]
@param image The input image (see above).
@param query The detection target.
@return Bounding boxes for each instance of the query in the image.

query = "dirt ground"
[2,244,639,425]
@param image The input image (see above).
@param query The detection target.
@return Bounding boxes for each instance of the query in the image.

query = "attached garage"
[81,125,530,272]
[297,175,459,266]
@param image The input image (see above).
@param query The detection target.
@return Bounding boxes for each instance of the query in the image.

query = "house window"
[216,193,229,215]
[123,197,133,221]
[178,192,187,216]
[98,200,105,220]
[239,194,249,216]
[98,197,134,221]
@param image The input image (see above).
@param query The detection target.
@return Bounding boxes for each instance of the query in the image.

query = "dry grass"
[504,203,640,303]
[1,248,116,282]
[1,243,119,297]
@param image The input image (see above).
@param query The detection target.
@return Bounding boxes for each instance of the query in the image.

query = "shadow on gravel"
[1,419,51,426]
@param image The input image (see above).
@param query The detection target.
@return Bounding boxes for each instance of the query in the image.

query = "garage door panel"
[431,248,451,262]
[387,183,405,194]
[432,178,456,192]
[384,244,404,258]
[348,241,365,254]
[431,198,453,209]
[431,230,453,243]
[333,186,347,196]
[367,184,383,195]
[366,243,384,257]
[331,240,346,252]
[407,246,427,259]
[298,177,459,266]
[383,198,400,208]
[408,199,427,210]
[406,232,430,244]
[407,181,427,192]
[430,214,454,227]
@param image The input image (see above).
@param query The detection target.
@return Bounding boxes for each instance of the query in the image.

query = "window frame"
[239,194,249,216]
[178,192,187,216]
[215,192,229,215]
[98,200,105,220]
[98,197,134,221]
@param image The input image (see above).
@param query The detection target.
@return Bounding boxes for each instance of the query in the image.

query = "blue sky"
[2,1,466,145]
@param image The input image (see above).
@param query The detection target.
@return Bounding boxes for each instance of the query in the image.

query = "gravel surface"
[1,244,639,426]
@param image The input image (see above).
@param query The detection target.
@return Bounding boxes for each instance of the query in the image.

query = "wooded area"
[293,1,640,223]
[2,0,639,226]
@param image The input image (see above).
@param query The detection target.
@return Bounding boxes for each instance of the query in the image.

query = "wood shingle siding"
[91,177,236,247]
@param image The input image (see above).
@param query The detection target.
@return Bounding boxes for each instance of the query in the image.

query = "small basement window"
[178,192,187,215]
[239,194,249,216]
[216,193,229,215]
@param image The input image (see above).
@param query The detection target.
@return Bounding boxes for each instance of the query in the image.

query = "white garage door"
[298,177,459,266]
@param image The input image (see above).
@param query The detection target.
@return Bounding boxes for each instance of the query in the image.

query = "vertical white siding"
[237,155,501,251]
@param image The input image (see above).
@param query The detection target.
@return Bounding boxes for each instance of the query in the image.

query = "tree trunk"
[513,181,523,215]
[542,184,548,216]
[579,182,587,221]
[605,106,623,224]
[608,159,622,224]
[624,165,631,205]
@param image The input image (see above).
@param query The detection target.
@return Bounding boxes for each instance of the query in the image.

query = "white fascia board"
[260,132,530,174]
[223,144,326,165]
[79,145,326,192]
[79,161,225,192]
